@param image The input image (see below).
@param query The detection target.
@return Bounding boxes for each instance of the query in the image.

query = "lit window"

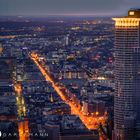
[129,11,134,16]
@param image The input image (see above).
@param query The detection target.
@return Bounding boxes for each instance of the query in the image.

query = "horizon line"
[0,12,124,18]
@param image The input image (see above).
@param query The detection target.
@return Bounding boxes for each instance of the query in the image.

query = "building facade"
[113,9,140,140]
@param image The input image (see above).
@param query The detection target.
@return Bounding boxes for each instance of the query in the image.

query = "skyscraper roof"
[128,9,140,18]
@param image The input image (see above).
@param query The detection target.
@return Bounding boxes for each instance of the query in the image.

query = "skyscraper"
[113,9,140,140]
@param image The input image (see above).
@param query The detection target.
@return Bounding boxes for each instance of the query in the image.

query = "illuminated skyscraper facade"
[113,9,140,140]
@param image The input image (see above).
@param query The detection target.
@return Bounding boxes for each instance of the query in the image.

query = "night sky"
[0,0,140,16]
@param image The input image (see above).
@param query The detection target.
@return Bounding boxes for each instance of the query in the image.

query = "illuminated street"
[14,83,29,140]
[30,52,107,137]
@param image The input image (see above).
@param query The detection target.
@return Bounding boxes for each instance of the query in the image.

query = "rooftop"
[112,9,140,26]
[128,9,140,18]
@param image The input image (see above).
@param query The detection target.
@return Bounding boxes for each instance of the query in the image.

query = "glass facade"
[113,10,140,140]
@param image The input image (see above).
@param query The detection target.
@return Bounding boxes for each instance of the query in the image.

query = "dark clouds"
[0,0,140,16]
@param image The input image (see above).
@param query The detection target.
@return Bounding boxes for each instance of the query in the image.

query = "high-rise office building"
[113,9,140,140]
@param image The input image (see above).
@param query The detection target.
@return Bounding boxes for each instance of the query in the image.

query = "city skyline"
[0,2,140,139]
[0,14,114,140]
